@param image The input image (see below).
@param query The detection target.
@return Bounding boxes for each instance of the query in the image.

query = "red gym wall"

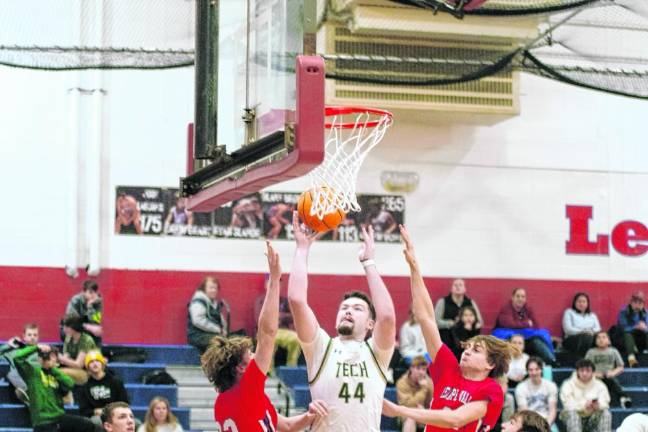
[1,265,646,344]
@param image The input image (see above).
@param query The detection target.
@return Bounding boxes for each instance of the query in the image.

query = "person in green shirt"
[60,314,97,384]
[13,344,98,432]
[0,323,40,405]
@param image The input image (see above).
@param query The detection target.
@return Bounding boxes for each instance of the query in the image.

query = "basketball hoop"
[307,106,393,219]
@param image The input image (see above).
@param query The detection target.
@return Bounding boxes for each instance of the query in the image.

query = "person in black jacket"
[78,351,130,426]
[450,305,482,359]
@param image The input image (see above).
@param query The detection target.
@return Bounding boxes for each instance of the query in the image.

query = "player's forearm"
[288,248,309,306]
[278,412,316,432]
[364,265,395,323]
[410,267,435,321]
[258,278,280,337]
[395,405,465,428]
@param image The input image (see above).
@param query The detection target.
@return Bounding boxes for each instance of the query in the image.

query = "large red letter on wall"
[565,205,609,255]
[612,221,648,256]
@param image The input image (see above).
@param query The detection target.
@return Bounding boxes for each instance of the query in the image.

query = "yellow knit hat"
[85,350,107,368]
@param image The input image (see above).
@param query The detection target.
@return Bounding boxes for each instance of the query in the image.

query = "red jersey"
[214,359,278,431]
[425,344,503,432]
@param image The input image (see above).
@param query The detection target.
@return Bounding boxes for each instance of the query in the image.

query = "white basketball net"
[308,107,393,219]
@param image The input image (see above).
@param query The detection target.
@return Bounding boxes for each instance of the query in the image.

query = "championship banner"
[115,187,405,242]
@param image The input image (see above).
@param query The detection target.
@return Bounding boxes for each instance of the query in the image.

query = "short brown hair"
[201,336,253,392]
[101,401,131,423]
[461,335,520,378]
[511,410,550,432]
[83,280,99,292]
[197,276,219,293]
[342,291,376,320]
[23,323,38,332]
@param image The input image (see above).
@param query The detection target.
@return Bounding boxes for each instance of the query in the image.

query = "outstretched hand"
[358,224,375,262]
[307,399,330,419]
[265,240,281,282]
[292,211,320,249]
[399,225,419,271]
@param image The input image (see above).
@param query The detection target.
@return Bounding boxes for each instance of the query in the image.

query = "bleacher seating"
[0,344,201,431]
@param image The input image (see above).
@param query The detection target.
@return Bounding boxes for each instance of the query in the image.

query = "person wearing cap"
[13,343,98,432]
[617,291,648,367]
[59,314,98,384]
[395,355,433,432]
[78,350,130,426]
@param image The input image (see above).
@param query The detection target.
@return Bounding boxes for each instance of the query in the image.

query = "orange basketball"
[297,188,346,232]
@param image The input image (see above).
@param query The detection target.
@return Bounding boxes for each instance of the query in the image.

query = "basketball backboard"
[182,0,324,212]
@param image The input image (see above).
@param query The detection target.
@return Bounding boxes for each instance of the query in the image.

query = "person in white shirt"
[288,212,396,432]
[559,359,611,432]
[507,334,529,388]
[399,308,429,364]
[562,293,601,359]
[514,357,557,428]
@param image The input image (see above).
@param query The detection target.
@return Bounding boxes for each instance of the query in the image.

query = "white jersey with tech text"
[302,327,393,432]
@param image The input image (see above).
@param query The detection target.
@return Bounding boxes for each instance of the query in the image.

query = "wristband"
[361,259,376,268]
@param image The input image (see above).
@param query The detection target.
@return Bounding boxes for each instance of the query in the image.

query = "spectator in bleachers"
[514,357,558,430]
[59,314,97,385]
[617,413,648,432]
[449,305,481,360]
[0,323,39,405]
[562,293,601,359]
[585,331,631,408]
[186,276,230,354]
[14,343,98,432]
[102,402,136,432]
[399,307,429,365]
[434,279,483,347]
[501,410,551,432]
[507,334,529,388]
[493,288,557,366]
[63,280,103,346]
[137,396,183,432]
[78,351,130,426]
[559,359,611,432]
[395,355,433,432]
[253,277,301,369]
[617,291,648,367]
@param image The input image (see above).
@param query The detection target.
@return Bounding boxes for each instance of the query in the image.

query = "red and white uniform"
[425,344,503,432]
[214,359,278,432]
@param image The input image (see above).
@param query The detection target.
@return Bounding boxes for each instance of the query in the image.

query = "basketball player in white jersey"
[288,211,396,431]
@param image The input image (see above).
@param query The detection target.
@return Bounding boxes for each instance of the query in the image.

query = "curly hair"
[201,336,253,392]
[511,410,550,432]
[461,335,521,378]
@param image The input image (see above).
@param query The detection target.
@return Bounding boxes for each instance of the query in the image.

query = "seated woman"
[506,334,529,388]
[449,305,481,360]
[186,277,230,354]
[137,397,183,432]
[493,288,556,366]
[562,292,600,359]
[399,307,430,365]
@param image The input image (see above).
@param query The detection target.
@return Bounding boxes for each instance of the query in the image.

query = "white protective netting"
[308,107,393,219]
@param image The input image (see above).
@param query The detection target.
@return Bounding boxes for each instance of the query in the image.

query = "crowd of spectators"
[394,280,648,432]
[0,280,184,432]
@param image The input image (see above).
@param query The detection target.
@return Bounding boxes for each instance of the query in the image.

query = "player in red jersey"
[201,241,329,432]
[383,226,519,432]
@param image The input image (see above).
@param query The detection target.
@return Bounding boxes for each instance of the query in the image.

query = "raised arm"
[254,241,282,374]
[287,211,320,344]
[383,398,488,428]
[359,225,395,351]
[400,225,443,360]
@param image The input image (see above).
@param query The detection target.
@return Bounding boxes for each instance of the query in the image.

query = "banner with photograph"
[115,187,405,242]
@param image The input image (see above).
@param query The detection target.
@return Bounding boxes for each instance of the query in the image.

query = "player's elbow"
[446,413,466,429]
